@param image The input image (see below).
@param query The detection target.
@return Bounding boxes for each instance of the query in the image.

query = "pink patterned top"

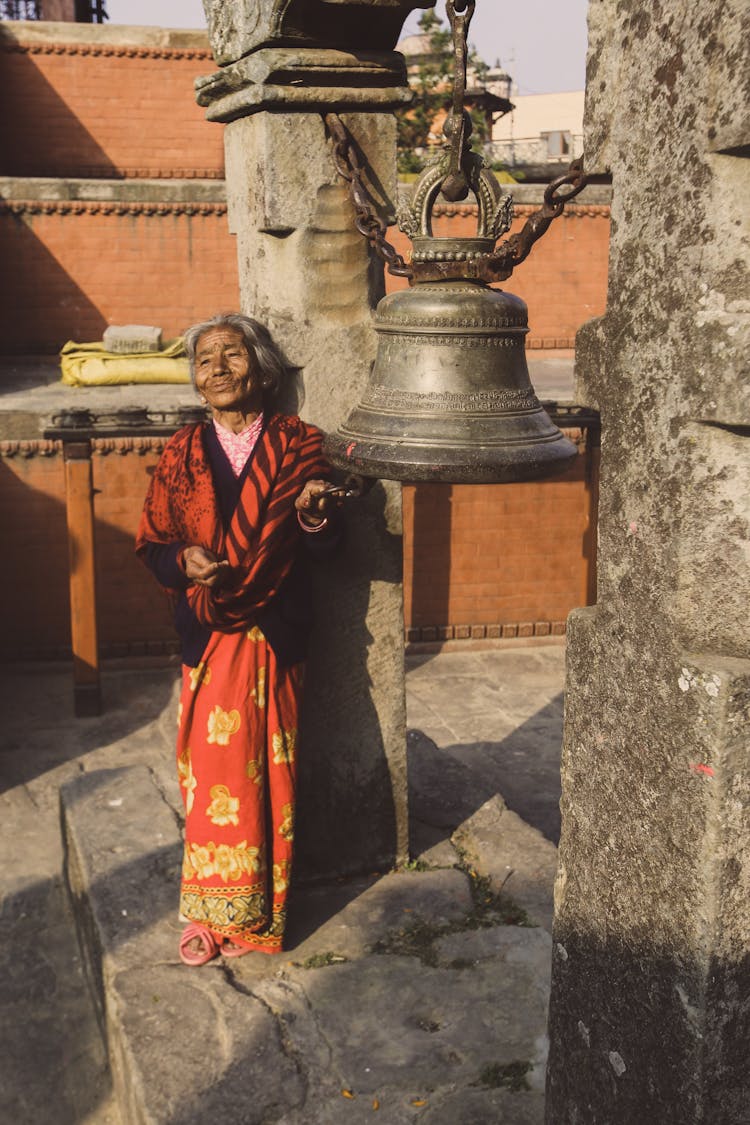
[212,413,265,478]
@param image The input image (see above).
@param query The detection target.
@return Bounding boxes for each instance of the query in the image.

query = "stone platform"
[0,645,564,1124]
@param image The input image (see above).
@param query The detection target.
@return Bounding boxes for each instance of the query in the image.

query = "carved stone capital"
[203,0,433,66]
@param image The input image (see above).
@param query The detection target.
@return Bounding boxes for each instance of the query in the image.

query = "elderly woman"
[137,314,339,965]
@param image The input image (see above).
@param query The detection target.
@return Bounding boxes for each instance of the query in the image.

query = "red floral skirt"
[175,626,302,953]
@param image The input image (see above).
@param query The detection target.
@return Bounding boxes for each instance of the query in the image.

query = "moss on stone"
[476,1059,532,1092]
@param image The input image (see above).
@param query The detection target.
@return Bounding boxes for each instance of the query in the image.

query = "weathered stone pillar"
[198,1,427,879]
[547,3,749,1123]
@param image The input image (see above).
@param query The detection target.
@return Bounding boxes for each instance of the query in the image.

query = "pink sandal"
[179,923,220,966]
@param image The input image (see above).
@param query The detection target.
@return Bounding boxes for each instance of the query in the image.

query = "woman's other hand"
[182,546,231,588]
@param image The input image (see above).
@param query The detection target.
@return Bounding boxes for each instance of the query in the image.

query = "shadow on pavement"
[0,665,178,796]
[408,693,564,848]
[0,873,115,1124]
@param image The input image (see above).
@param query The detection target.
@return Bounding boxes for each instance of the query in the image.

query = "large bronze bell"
[323,149,579,484]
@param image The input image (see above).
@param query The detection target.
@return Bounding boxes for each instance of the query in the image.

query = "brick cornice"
[92,436,169,455]
[527,336,576,349]
[406,619,568,645]
[8,169,226,182]
[3,41,212,60]
[0,436,170,457]
[0,199,227,216]
[0,439,60,457]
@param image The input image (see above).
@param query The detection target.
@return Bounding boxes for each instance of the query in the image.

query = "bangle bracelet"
[297,510,329,533]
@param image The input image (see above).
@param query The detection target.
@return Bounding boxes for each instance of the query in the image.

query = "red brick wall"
[0,202,239,353]
[0,440,175,661]
[0,26,609,356]
[0,200,607,355]
[0,39,222,179]
[403,435,599,641]
[0,445,71,655]
[91,441,176,654]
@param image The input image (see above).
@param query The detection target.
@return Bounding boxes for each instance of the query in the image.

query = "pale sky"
[104,1,589,95]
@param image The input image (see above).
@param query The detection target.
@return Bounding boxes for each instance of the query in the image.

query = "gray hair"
[183,313,287,400]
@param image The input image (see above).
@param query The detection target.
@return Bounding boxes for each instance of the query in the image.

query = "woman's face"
[194,326,262,414]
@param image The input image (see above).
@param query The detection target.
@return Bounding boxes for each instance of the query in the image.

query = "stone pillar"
[198,1,427,879]
[546,3,749,1123]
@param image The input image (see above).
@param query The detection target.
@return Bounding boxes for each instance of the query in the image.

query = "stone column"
[198,1,427,879]
[546,3,749,1123]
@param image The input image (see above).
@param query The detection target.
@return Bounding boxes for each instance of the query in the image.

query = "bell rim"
[322,430,578,484]
[328,426,575,450]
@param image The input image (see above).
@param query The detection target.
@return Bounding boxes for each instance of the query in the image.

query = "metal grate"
[1,1,41,18]
[0,1,108,19]
[75,0,108,21]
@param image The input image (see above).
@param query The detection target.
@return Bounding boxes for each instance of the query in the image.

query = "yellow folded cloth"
[60,337,190,386]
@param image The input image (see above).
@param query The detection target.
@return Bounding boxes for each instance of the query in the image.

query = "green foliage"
[490,161,522,183]
[468,106,489,147]
[370,862,534,968]
[464,868,532,928]
[397,9,492,172]
[371,918,443,967]
[297,950,348,969]
[398,856,430,872]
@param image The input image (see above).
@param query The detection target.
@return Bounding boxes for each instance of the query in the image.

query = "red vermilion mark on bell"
[346,443,356,458]
[689,763,715,777]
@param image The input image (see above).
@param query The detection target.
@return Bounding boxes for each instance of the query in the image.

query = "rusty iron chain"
[543,157,590,216]
[502,157,591,271]
[324,112,413,280]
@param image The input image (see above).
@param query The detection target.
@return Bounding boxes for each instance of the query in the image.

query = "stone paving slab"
[62,764,549,1125]
[406,647,565,844]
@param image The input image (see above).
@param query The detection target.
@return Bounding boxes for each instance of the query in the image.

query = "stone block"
[102,325,162,354]
[549,6,750,1118]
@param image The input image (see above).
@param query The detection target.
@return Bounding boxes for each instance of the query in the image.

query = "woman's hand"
[182,545,230,588]
[295,479,336,527]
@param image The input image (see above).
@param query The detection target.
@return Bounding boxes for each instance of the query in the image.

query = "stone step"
[62,763,552,1125]
[407,727,559,932]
